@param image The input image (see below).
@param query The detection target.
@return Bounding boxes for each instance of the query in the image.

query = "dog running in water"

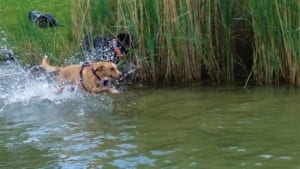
[41,55,121,94]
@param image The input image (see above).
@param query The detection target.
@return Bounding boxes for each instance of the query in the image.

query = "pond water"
[1,2,300,168]
[1,55,300,169]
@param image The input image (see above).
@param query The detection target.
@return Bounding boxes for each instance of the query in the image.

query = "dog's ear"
[96,65,105,72]
[117,33,133,47]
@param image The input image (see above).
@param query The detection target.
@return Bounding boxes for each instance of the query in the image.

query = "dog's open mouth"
[100,77,112,87]
[103,79,109,87]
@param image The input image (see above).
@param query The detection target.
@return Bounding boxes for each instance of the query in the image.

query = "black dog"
[82,33,136,86]
[28,11,61,28]
[83,33,134,63]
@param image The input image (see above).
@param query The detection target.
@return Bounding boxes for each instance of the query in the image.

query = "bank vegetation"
[12,0,300,86]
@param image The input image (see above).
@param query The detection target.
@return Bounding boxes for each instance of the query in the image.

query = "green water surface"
[1,86,300,168]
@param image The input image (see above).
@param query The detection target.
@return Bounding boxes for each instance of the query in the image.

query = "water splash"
[0,59,114,116]
[0,26,15,61]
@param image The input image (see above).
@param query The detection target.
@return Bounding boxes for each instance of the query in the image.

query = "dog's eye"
[110,68,115,71]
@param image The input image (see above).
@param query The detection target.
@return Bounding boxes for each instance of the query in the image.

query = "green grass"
[0,0,74,64]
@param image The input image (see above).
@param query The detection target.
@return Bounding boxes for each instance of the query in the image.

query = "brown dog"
[41,55,121,94]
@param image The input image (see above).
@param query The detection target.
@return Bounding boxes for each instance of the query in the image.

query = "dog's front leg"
[91,87,119,94]
[55,86,65,94]
[108,88,119,94]
[55,80,66,94]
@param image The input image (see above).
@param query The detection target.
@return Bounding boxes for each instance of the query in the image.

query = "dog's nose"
[117,72,122,78]
[113,71,122,79]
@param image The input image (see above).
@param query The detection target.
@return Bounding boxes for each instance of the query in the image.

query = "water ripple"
[110,155,156,169]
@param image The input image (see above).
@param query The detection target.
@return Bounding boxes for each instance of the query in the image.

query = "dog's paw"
[109,88,119,94]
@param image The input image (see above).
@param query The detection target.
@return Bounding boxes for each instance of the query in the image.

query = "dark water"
[1,58,300,169]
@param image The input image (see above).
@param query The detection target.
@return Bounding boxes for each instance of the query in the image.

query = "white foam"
[0,60,113,115]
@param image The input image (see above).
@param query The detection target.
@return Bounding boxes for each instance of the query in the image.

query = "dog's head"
[116,33,135,54]
[28,11,41,22]
[94,62,121,79]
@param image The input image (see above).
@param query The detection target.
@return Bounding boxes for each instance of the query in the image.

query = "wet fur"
[41,55,121,94]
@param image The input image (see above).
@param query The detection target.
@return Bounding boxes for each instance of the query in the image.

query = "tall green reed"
[250,0,300,86]
[71,0,299,85]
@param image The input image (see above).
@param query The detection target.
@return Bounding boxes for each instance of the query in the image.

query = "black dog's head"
[116,33,135,55]
[28,11,41,22]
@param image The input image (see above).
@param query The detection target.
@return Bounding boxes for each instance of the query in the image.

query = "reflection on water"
[1,58,300,168]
